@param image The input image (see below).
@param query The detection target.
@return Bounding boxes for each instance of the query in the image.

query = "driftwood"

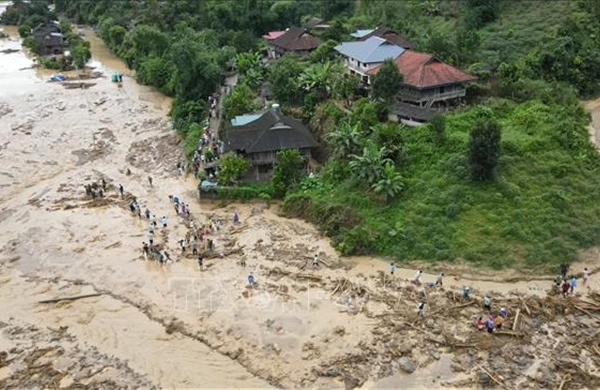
[429,300,476,317]
[495,330,526,337]
[296,273,322,281]
[512,308,521,331]
[39,293,103,304]
[479,366,510,390]
[200,246,244,259]
[558,376,570,390]
[519,297,532,316]
[230,224,249,234]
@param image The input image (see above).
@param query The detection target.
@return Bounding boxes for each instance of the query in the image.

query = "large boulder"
[399,357,416,373]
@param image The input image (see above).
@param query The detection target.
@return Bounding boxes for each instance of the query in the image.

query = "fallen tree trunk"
[296,273,323,281]
[39,293,103,304]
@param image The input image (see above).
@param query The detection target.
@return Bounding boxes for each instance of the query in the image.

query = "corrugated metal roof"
[334,36,404,64]
[231,114,262,127]
[350,29,375,38]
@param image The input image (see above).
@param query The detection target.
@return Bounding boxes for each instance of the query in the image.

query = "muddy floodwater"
[1,21,600,390]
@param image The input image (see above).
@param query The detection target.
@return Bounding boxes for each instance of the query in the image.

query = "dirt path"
[0,26,599,389]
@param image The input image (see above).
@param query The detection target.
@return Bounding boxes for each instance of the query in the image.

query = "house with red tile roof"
[262,31,286,41]
[266,27,321,59]
[368,50,476,108]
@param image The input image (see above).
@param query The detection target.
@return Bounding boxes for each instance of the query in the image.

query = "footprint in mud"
[0,208,16,223]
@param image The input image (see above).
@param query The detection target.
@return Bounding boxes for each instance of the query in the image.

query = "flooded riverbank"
[1,21,600,389]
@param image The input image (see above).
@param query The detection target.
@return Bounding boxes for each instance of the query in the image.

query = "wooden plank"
[39,293,103,304]
[512,308,521,331]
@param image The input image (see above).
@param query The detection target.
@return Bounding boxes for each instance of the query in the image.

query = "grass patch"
[284,99,600,269]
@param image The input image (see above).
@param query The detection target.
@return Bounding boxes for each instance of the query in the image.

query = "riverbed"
[1,21,599,390]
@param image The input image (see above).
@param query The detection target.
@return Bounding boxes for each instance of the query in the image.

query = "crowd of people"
[384,261,592,332]
[191,94,226,178]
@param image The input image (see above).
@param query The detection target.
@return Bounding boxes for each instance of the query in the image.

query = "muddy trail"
[1,25,600,389]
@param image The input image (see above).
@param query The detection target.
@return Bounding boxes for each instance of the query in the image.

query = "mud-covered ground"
[0,26,599,389]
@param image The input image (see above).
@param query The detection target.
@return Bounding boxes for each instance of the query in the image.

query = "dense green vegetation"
[40,0,600,268]
[285,100,600,268]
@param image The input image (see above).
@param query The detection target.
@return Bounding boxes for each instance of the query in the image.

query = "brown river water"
[1,11,600,389]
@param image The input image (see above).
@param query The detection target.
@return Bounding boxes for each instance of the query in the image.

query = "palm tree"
[235,51,263,76]
[326,121,362,158]
[371,162,404,201]
[349,140,392,185]
[299,61,345,100]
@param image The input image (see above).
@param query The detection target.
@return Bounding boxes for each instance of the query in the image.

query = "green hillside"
[284,100,600,268]
[27,0,600,269]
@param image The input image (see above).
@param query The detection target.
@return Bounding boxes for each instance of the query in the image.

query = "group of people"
[474,308,508,333]
[191,93,227,178]
[555,262,590,297]
[389,264,444,288]
[83,179,108,199]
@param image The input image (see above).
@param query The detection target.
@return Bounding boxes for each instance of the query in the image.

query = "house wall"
[268,45,312,59]
[345,57,380,79]
[243,148,313,181]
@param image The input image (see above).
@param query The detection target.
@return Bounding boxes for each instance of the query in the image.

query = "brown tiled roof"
[224,109,319,154]
[359,27,414,49]
[368,50,476,89]
[270,27,320,52]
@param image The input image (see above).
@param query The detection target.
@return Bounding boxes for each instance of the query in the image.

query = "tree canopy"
[370,59,403,104]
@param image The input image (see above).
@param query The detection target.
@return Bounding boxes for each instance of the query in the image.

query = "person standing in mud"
[561,279,570,297]
[142,242,149,259]
[462,286,471,301]
[583,268,590,284]
[178,239,186,255]
[483,294,491,311]
[560,262,569,279]
[435,273,444,287]
[119,184,124,197]
[161,216,167,228]
[148,176,153,187]
[84,184,91,196]
[197,256,203,270]
[417,302,425,316]
[389,263,396,276]
[148,230,154,245]
[485,315,495,333]
[247,273,255,288]
[191,238,198,256]
[144,208,151,219]
[413,270,423,284]
[569,276,577,294]
[312,254,319,268]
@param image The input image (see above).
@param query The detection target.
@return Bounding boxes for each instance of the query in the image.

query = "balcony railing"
[398,88,466,103]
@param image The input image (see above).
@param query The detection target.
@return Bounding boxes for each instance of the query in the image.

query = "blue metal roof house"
[334,36,405,83]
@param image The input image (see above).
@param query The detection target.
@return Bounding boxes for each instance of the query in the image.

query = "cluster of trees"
[324,99,405,202]
[0,0,54,27]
